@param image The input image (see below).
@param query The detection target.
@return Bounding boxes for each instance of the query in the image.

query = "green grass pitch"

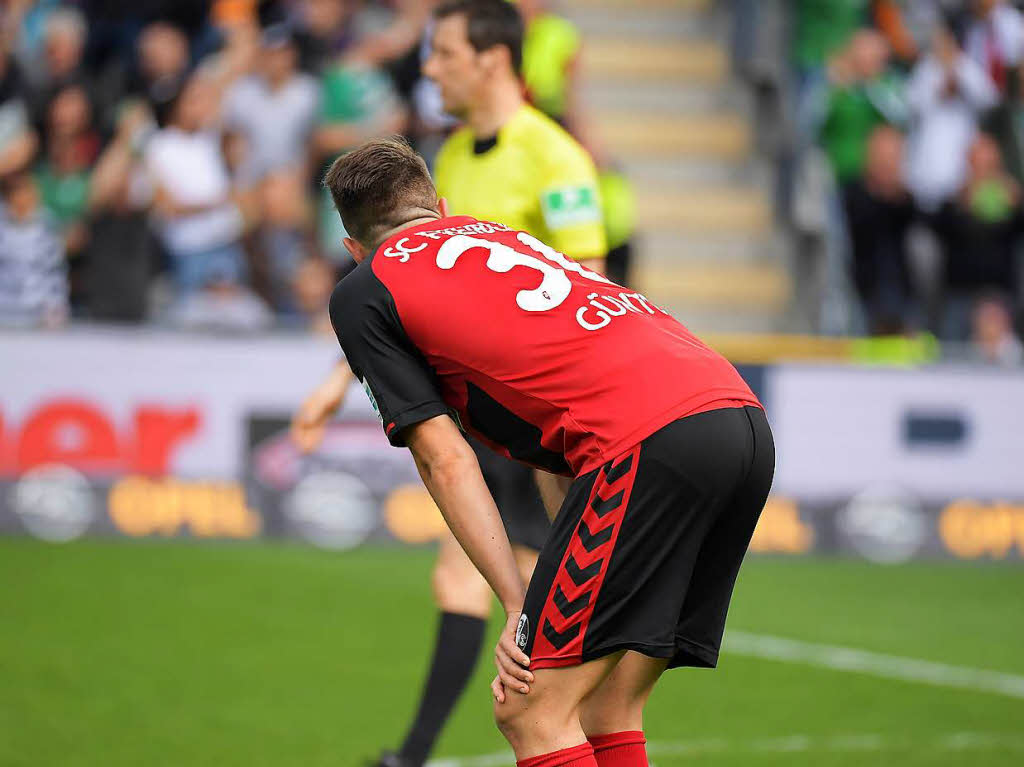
[2,540,1023,766]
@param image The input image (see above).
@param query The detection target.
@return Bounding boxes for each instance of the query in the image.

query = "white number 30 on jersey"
[435,232,613,312]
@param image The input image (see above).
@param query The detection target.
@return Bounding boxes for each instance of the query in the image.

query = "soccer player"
[324,138,774,767]
[295,4,607,764]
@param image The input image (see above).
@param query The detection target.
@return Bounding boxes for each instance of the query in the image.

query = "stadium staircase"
[562,0,794,333]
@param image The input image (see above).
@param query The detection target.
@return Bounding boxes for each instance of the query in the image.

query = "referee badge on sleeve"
[541,184,601,229]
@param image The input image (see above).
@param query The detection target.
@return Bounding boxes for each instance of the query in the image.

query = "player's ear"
[438,197,450,217]
[344,236,367,263]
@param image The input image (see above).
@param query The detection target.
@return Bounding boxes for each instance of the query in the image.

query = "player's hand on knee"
[495,611,533,696]
[491,674,506,704]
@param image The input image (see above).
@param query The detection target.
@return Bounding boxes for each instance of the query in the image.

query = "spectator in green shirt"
[313,61,406,262]
[819,29,908,183]
[35,84,99,259]
[794,0,870,72]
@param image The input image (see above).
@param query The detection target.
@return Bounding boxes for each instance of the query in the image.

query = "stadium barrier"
[1,328,1021,562]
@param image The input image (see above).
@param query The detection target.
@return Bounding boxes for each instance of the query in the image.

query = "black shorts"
[518,405,774,671]
[469,436,550,552]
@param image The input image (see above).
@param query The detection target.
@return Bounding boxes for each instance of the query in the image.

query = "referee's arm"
[539,158,608,276]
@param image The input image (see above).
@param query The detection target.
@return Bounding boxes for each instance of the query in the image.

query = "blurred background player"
[291,3,608,765]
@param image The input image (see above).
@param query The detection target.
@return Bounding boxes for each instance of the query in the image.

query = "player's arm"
[290,360,354,454]
[329,275,532,693]
[404,415,535,696]
[539,138,608,275]
[405,417,525,612]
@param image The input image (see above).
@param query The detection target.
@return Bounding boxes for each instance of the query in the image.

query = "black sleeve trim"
[330,257,450,449]
[386,401,453,447]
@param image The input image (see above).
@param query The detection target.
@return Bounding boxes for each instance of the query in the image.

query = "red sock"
[517,742,597,767]
[588,731,648,766]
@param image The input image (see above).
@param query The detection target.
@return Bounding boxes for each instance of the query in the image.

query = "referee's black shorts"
[517,405,774,671]
[468,435,550,552]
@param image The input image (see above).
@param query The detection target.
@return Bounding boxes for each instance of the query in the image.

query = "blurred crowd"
[739,0,1024,363]
[8,0,1022,361]
[0,0,595,334]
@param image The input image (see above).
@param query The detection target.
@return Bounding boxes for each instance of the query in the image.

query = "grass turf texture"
[2,540,1023,766]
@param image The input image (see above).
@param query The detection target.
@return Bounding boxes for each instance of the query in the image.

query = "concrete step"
[633,260,792,313]
[581,38,727,82]
[633,185,770,233]
[568,8,714,39]
[667,307,791,335]
[593,112,751,159]
[622,157,769,187]
[581,80,752,117]
[639,231,785,264]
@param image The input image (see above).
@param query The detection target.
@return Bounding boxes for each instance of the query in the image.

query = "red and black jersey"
[330,216,760,477]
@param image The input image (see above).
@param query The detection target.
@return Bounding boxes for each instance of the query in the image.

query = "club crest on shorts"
[515,614,530,650]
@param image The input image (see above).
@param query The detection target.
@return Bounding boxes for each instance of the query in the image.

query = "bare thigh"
[580,651,668,735]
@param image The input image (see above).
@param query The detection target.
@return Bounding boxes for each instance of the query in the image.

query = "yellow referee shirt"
[433,104,606,261]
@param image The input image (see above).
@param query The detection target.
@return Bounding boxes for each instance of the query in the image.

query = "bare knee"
[494,690,573,751]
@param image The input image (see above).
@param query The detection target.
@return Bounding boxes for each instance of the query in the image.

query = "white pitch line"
[426,731,1024,766]
[724,631,1024,699]
[427,635,1024,766]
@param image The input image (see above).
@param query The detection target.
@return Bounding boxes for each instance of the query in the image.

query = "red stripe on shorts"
[530,444,643,669]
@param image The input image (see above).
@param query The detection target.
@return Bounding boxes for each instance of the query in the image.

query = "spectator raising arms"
[144,71,264,329]
[964,0,1024,97]
[819,29,907,186]
[222,24,320,182]
[906,25,999,212]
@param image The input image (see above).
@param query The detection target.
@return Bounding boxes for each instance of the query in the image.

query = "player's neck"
[467,79,523,140]
[370,213,442,252]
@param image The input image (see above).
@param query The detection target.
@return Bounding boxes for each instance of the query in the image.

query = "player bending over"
[325,138,774,767]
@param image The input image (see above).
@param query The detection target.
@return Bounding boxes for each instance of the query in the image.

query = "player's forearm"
[413,449,526,612]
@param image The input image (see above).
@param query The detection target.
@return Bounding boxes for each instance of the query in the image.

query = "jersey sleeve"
[329,265,450,447]
[537,138,607,261]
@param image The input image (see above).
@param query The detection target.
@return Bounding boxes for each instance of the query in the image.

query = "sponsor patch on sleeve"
[540,184,601,230]
[360,376,383,425]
